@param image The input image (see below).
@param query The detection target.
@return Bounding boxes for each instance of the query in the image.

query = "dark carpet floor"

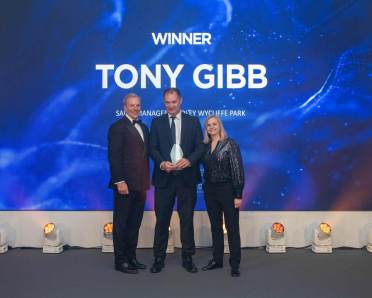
[0,247,371,298]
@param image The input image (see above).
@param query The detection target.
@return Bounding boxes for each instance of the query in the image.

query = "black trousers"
[153,176,197,260]
[204,182,241,269]
[113,189,146,265]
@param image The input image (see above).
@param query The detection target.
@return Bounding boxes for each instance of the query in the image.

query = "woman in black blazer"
[201,116,244,277]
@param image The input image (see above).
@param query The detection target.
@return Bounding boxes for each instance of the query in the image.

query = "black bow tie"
[132,119,141,125]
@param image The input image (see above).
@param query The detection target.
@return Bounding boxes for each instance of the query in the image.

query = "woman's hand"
[234,198,242,209]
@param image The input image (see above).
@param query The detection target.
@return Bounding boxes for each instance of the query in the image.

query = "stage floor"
[1,247,371,298]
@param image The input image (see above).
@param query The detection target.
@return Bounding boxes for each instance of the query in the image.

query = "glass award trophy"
[170,144,183,167]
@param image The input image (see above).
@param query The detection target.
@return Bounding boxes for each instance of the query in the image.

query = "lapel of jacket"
[139,122,148,154]
[180,112,187,149]
[123,116,144,145]
[160,114,173,148]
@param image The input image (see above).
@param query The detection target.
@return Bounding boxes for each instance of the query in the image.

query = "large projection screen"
[0,0,371,211]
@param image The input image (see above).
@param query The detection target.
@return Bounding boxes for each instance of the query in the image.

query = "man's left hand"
[175,158,191,169]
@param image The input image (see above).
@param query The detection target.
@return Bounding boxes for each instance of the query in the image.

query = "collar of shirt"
[168,111,181,121]
[125,114,138,124]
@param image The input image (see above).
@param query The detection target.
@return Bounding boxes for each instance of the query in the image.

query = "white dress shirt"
[168,111,182,145]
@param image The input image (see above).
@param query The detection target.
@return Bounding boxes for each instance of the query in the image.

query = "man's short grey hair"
[123,93,141,106]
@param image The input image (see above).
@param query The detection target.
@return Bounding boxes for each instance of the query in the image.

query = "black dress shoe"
[182,258,198,273]
[128,258,147,270]
[201,259,223,271]
[150,257,164,273]
[231,268,240,277]
[115,262,138,274]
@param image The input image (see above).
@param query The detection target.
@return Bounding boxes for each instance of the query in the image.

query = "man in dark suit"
[149,88,204,273]
[108,93,150,274]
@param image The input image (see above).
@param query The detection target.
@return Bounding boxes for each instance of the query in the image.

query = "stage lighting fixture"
[102,222,114,253]
[367,229,372,253]
[312,222,332,253]
[0,229,8,253]
[167,226,175,253]
[43,222,63,253]
[266,222,286,253]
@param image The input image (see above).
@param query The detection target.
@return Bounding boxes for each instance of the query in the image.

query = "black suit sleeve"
[149,119,164,167]
[228,140,245,198]
[108,124,126,183]
[186,117,204,166]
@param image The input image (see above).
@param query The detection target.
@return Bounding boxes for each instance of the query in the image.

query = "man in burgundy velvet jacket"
[108,93,150,274]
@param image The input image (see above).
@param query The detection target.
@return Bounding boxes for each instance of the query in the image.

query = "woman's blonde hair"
[203,116,228,143]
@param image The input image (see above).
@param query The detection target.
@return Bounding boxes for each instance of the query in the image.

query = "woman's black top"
[202,138,244,198]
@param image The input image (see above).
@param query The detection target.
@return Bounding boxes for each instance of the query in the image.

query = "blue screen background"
[0,0,371,210]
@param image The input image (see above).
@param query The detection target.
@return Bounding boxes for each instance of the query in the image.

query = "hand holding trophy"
[171,144,191,170]
[170,143,184,170]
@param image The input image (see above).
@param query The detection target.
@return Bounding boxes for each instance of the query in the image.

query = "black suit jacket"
[149,112,204,187]
[108,116,150,191]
